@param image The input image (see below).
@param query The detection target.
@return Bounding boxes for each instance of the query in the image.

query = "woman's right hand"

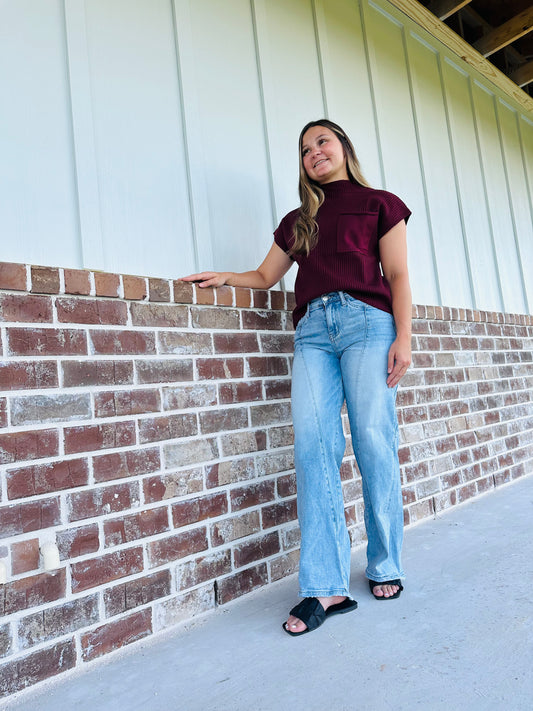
[179,271,232,288]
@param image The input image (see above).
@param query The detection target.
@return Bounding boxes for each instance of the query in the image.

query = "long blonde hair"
[291,119,370,256]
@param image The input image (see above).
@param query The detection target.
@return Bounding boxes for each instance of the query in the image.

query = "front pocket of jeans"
[336,212,378,254]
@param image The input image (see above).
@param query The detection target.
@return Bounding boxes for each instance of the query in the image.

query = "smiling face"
[301,125,349,184]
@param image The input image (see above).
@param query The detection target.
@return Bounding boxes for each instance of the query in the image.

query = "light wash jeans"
[291,291,404,597]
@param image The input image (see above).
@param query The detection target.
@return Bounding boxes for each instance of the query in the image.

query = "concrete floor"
[4,474,533,711]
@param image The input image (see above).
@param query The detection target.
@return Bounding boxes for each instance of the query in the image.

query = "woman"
[182,119,412,637]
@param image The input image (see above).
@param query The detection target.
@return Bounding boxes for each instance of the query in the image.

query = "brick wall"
[1,260,532,698]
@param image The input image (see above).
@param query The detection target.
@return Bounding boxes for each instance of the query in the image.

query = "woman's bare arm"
[180,242,293,290]
[379,220,412,388]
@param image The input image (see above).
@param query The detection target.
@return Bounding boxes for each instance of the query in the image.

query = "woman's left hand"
[386,336,411,388]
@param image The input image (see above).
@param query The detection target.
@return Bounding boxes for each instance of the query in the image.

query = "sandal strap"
[288,597,326,631]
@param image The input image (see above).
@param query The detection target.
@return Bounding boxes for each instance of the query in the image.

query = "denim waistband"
[307,291,352,312]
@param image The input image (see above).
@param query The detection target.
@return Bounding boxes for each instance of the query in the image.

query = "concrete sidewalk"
[4,474,533,711]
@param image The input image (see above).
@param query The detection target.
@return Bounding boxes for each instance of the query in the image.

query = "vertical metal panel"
[440,59,502,311]
[471,82,527,314]
[363,1,439,307]
[407,34,473,308]
[83,0,195,278]
[497,100,532,312]
[173,0,274,275]
[64,0,105,270]
[0,0,80,266]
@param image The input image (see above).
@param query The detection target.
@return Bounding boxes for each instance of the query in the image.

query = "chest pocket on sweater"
[336,211,379,254]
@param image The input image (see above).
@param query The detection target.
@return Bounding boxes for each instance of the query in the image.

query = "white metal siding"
[1,0,532,313]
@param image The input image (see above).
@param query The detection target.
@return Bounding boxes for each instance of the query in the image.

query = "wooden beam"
[427,0,472,22]
[473,7,533,58]
[384,0,533,114]
[462,6,526,66]
[510,59,533,88]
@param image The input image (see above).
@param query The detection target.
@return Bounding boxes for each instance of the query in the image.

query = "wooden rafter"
[510,59,533,88]
[427,0,472,22]
[473,6,533,58]
[384,0,533,113]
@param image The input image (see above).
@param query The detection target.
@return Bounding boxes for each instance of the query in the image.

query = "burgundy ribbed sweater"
[274,180,411,327]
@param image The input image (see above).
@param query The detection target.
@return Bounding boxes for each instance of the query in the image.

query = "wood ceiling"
[419,1,533,96]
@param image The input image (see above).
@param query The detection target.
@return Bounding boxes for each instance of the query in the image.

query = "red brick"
[0,639,76,696]
[64,421,136,454]
[196,357,244,380]
[123,275,147,300]
[276,473,297,498]
[7,327,87,356]
[71,547,144,593]
[130,302,187,327]
[148,278,170,302]
[270,290,286,310]
[234,287,252,308]
[233,532,280,568]
[215,286,233,306]
[143,469,203,503]
[148,528,208,567]
[57,524,100,560]
[176,551,232,590]
[0,361,58,391]
[0,294,52,323]
[261,499,297,529]
[68,482,140,522]
[286,292,296,310]
[62,360,133,387]
[90,330,156,355]
[219,431,266,457]
[247,356,288,377]
[136,359,193,384]
[94,389,161,418]
[104,507,169,547]
[104,570,171,616]
[242,310,282,330]
[199,407,248,434]
[270,550,299,582]
[219,381,262,404]
[11,538,40,575]
[0,262,27,291]
[190,307,239,330]
[138,413,197,444]
[0,429,59,465]
[164,437,219,469]
[94,272,120,297]
[0,398,6,428]
[195,287,215,305]
[215,563,268,604]
[213,333,259,353]
[253,290,269,308]
[172,493,228,528]
[7,458,89,499]
[17,595,99,648]
[210,512,260,546]
[30,266,60,294]
[64,268,91,295]
[205,457,256,487]
[457,482,477,503]
[56,297,127,325]
[172,280,194,304]
[264,379,291,400]
[93,447,160,483]
[230,481,275,512]
[1,570,66,615]
[81,609,152,661]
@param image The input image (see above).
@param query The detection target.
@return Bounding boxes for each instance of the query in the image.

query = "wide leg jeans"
[291,291,405,597]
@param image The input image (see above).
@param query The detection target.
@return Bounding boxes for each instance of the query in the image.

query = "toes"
[285,615,307,633]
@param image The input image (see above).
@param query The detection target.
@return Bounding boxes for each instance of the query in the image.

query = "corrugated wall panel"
[0,1,80,267]
[1,0,532,313]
